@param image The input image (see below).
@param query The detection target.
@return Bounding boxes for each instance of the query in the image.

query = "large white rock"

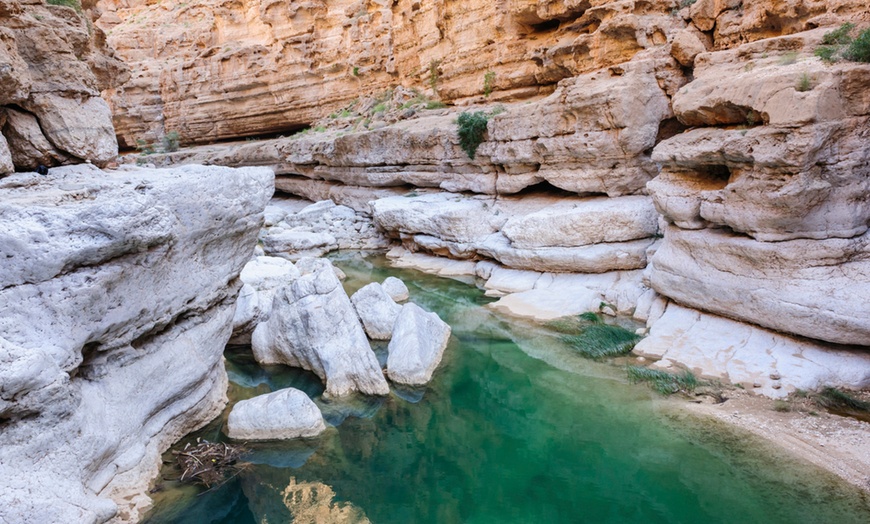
[231,256,300,343]
[0,164,273,523]
[381,276,409,302]
[251,258,389,397]
[351,283,402,340]
[636,304,870,398]
[386,303,452,385]
[227,388,327,440]
[649,225,870,346]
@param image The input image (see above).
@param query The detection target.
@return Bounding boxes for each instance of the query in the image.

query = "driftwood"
[171,438,249,490]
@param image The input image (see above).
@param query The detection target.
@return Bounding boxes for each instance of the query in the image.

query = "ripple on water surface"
[143,253,870,524]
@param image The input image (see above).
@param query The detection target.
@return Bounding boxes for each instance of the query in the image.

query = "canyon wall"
[0,0,128,173]
[117,0,870,396]
[0,164,273,523]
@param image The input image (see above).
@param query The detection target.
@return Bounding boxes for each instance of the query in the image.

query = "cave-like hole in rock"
[511,179,578,198]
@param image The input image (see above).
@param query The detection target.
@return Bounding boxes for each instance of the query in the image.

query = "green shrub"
[773,400,791,412]
[562,324,641,360]
[425,100,446,109]
[161,130,180,152]
[46,0,82,14]
[844,28,870,62]
[456,111,489,159]
[352,66,360,77]
[814,45,838,62]
[821,23,855,45]
[626,366,700,395]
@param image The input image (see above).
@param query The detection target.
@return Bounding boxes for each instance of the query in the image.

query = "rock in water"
[387,303,452,385]
[382,277,410,302]
[227,388,327,440]
[251,258,390,397]
[351,283,402,340]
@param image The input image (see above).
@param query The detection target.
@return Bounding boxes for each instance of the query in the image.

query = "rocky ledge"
[0,164,273,523]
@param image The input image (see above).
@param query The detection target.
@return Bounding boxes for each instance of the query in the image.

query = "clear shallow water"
[143,253,870,524]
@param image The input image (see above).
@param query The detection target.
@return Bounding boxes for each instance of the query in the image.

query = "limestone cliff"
[0,0,128,173]
[0,165,273,523]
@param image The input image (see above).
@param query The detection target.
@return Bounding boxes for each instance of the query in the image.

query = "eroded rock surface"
[251,258,390,398]
[0,0,128,173]
[0,164,273,523]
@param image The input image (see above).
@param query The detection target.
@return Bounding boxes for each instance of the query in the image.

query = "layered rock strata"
[0,164,273,523]
[96,0,687,147]
[0,0,128,173]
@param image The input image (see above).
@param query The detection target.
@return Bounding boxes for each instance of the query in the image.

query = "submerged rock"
[382,276,410,302]
[227,388,326,440]
[387,303,452,386]
[351,283,402,340]
[251,258,389,397]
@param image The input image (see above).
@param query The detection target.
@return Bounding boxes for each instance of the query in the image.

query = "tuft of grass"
[425,100,446,109]
[578,311,603,324]
[456,111,489,159]
[562,324,641,359]
[773,400,791,412]
[813,387,870,412]
[372,103,387,114]
[483,71,496,97]
[46,0,82,14]
[626,366,700,395]
[352,66,360,77]
[778,51,799,66]
[795,72,812,92]
[822,23,855,45]
[844,28,870,62]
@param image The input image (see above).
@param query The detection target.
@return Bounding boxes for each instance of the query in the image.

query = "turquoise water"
[143,253,870,524]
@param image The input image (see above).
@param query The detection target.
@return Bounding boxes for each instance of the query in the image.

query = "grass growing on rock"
[551,312,641,360]
[47,0,82,13]
[814,387,870,413]
[626,365,700,395]
[815,23,870,63]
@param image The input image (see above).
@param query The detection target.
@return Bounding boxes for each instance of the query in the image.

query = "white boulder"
[227,388,327,440]
[382,276,409,302]
[351,283,402,340]
[387,303,452,385]
[251,258,389,397]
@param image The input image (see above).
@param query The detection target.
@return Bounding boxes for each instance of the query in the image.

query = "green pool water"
[142,253,870,524]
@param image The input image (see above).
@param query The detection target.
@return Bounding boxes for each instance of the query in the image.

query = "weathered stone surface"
[231,256,300,344]
[351,283,402,340]
[0,1,128,170]
[98,0,683,147]
[386,303,452,386]
[373,192,659,273]
[227,388,327,440]
[2,107,71,170]
[251,258,389,397]
[0,129,12,174]
[636,303,870,398]
[260,199,388,260]
[649,225,870,346]
[500,196,659,249]
[670,26,710,67]
[382,276,409,302]
[0,163,272,523]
